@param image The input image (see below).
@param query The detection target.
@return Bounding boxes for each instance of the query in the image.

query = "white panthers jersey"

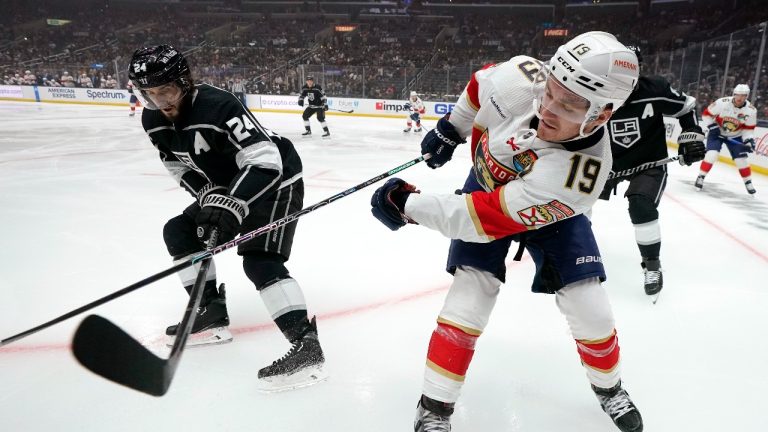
[404,56,612,243]
[702,97,757,140]
[408,97,425,114]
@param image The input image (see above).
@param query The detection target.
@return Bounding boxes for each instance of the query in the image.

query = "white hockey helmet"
[733,84,750,96]
[410,91,417,96]
[535,31,639,136]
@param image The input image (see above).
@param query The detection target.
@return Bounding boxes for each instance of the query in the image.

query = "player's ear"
[592,103,615,127]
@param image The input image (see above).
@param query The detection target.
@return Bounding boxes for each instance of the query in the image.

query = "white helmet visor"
[533,68,593,125]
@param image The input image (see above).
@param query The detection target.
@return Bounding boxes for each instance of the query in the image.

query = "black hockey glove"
[323,104,329,111]
[677,127,706,165]
[421,115,466,169]
[195,193,249,246]
[743,138,756,153]
[370,178,419,231]
[195,183,227,205]
[298,98,304,107]
[409,112,420,122]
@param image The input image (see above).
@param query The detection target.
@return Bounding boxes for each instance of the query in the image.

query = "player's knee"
[627,194,658,225]
[243,252,290,290]
[163,213,200,257]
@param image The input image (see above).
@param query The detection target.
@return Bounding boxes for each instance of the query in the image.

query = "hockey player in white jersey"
[404,91,426,132]
[371,32,643,432]
[695,84,758,194]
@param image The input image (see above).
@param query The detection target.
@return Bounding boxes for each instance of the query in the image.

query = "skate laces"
[601,389,635,420]
[644,270,661,284]
[271,339,305,366]
[419,410,451,432]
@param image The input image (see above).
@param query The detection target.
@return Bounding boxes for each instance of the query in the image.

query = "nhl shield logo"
[610,118,641,148]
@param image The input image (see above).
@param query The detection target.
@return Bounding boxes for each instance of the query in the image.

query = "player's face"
[732,94,747,107]
[143,83,185,120]
[306,79,314,87]
[536,77,610,141]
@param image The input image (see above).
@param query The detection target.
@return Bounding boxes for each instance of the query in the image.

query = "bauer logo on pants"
[609,118,641,148]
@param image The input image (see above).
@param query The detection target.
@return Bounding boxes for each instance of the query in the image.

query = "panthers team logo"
[472,129,537,192]
[610,118,641,148]
[721,116,742,132]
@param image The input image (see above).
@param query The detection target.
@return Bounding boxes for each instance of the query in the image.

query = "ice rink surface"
[1,101,767,432]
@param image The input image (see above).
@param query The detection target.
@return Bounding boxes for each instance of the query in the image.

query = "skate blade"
[257,364,328,394]
[165,326,233,348]
[649,292,661,305]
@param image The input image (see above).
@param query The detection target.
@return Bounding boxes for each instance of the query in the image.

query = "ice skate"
[592,382,643,432]
[694,174,704,190]
[641,258,663,304]
[403,127,412,133]
[321,130,331,138]
[745,180,756,195]
[257,317,327,393]
[166,283,232,347]
[129,112,135,117]
[414,126,422,133]
[301,130,312,137]
[414,395,453,432]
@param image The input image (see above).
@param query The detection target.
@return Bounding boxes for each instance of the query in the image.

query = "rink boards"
[2,84,766,175]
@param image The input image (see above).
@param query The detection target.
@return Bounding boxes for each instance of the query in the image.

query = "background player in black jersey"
[599,46,706,299]
[298,76,330,137]
[129,45,325,390]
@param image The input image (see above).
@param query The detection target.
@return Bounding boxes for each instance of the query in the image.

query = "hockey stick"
[328,108,354,113]
[72,230,218,396]
[0,154,427,348]
[607,155,680,180]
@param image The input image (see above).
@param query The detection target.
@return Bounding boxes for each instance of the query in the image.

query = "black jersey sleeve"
[141,111,208,198]
[642,76,698,129]
[299,86,309,100]
[214,93,283,210]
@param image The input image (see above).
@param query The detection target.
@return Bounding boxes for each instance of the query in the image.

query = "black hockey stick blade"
[72,237,215,396]
[72,314,169,396]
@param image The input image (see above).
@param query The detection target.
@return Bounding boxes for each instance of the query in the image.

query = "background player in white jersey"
[126,80,138,116]
[371,32,643,432]
[404,90,426,132]
[695,84,758,194]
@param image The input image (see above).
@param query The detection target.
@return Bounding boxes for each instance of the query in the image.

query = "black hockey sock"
[637,242,661,260]
[641,256,661,271]
[275,310,311,342]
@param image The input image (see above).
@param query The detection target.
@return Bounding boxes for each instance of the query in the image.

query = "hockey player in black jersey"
[129,45,325,390]
[600,47,706,299]
[298,76,330,137]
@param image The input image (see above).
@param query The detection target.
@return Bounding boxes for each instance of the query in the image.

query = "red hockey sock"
[575,330,620,373]
[426,322,480,381]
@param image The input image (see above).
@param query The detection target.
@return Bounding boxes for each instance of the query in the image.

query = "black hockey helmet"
[128,45,193,110]
[306,76,315,81]
[128,45,191,90]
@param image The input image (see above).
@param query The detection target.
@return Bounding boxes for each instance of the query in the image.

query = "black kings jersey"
[299,85,327,108]
[142,84,302,211]
[607,76,698,172]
